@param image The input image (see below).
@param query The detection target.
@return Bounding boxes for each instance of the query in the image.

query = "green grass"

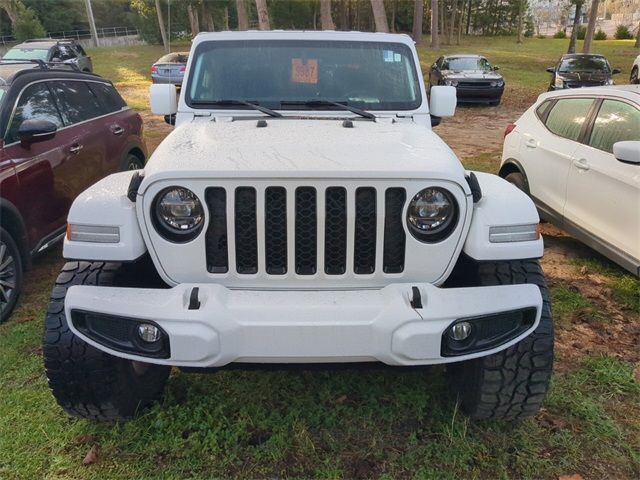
[550,284,602,326]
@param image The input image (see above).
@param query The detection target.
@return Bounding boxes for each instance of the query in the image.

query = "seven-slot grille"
[204,186,406,276]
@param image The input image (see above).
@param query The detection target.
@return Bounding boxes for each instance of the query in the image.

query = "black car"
[546,54,620,91]
[429,54,504,106]
[1,39,93,72]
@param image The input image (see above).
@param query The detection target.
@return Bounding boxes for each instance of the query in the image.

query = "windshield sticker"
[383,50,394,62]
[291,58,318,84]
[394,53,401,62]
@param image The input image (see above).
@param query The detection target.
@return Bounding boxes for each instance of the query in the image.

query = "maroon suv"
[0,62,146,322]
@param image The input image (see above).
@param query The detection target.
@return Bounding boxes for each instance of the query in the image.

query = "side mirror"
[18,119,57,145]
[493,65,500,71]
[429,86,456,123]
[613,141,640,164]
[612,68,621,74]
[150,83,178,116]
[546,67,555,73]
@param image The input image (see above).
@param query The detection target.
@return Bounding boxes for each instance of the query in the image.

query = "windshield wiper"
[191,99,282,117]
[280,100,376,120]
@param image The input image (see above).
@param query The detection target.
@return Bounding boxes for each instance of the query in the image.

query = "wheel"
[0,227,23,323]
[489,100,501,106]
[631,67,639,85]
[43,261,171,421]
[505,171,529,194]
[122,153,144,171]
[446,259,554,420]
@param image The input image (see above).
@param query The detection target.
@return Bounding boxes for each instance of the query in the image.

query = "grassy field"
[0,37,639,479]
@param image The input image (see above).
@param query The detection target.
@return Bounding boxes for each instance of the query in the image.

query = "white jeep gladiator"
[43,31,553,421]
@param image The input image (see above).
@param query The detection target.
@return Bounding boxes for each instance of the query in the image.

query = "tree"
[0,0,45,41]
[370,0,389,32]
[412,0,424,43]
[236,0,248,30]
[187,2,199,36]
[320,0,335,29]
[516,0,524,43]
[636,21,640,48]
[201,1,215,31]
[582,0,598,52]
[567,0,583,54]
[431,0,439,47]
[154,0,169,52]
[255,0,270,30]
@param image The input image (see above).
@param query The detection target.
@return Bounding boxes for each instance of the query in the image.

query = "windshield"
[2,47,49,61]
[186,40,422,111]
[442,57,491,71]
[559,57,610,73]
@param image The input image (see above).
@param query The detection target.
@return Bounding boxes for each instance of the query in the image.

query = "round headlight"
[444,79,458,87]
[153,187,204,242]
[407,187,458,242]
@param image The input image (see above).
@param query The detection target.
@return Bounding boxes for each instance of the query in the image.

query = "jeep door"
[565,98,640,262]
[2,82,70,246]
[48,80,108,191]
[523,97,595,220]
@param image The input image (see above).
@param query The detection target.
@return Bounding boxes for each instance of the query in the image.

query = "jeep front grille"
[204,185,406,276]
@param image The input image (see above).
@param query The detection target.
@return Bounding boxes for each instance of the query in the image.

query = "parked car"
[0,61,146,322]
[546,54,620,90]
[45,31,553,422]
[151,52,189,85]
[1,39,93,72]
[631,55,640,84]
[500,86,639,276]
[428,54,504,105]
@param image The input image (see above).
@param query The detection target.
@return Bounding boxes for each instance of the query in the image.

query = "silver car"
[1,39,93,72]
[151,52,188,85]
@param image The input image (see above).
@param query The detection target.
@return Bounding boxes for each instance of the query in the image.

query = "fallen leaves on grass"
[82,445,98,466]
[537,411,568,431]
[559,474,584,480]
[634,366,640,385]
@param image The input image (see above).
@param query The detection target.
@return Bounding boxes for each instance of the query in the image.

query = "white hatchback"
[500,86,640,276]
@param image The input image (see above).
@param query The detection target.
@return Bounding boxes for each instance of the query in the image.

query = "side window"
[88,82,126,114]
[50,81,104,125]
[544,98,594,141]
[5,82,64,144]
[536,100,553,121]
[436,56,444,69]
[75,44,87,56]
[589,100,640,154]
[49,47,59,61]
[58,45,76,60]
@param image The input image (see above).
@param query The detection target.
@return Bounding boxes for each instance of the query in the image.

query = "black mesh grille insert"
[265,187,287,275]
[383,188,406,273]
[324,187,347,275]
[295,187,317,275]
[234,187,258,274]
[354,187,376,274]
[204,187,228,273]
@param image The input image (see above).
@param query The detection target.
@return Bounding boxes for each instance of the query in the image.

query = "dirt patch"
[541,224,640,368]
[141,112,173,155]
[437,104,523,160]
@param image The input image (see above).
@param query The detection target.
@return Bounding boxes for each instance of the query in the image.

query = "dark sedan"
[546,54,620,91]
[429,54,504,106]
[151,52,189,85]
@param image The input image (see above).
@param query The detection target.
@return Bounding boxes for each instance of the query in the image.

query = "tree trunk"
[390,0,396,32]
[255,0,270,30]
[224,7,229,30]
[582,0,599,52]
[448,0,457,44]
[516,0,523,43]
[567,1,583,54]
[154,0,169,53]
[340,0,349,30]
[465,0,472,34]
[236,0,249,30]
[0,0,20,24]
[320,0,335,29]
[457,0,465,44]
[201,1,215,32]
[187,3,199,36]
[636,21,640,47]
[412,0,424,44]
[370,0,389,32]
[439,0,446,43]
[431,0,439,47]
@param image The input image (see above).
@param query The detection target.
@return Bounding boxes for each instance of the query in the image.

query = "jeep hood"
[141,119,466,188]
[442,70,502,81]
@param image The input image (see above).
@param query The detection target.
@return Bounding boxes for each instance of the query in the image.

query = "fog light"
[138,323,161,343]
[449,321,472,341]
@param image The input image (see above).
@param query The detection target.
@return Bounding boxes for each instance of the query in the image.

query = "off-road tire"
[504,171,529,194]
[446,259,554,420]
[0,227,23,323]
[43,261,171,421]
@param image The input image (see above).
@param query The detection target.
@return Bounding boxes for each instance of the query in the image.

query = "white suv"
[500,86,640,276]
[43,31,553,421]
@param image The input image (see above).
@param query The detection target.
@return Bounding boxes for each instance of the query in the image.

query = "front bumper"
[64,283,542,367]
[455,86,504,103]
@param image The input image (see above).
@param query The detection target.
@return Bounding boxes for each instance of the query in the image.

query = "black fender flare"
[0,197,29,264]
